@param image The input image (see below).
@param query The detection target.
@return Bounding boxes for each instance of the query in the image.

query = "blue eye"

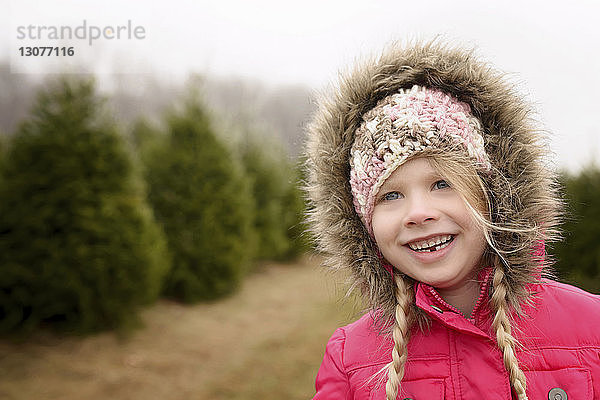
[383,191,402,201]
[434,180,450,190]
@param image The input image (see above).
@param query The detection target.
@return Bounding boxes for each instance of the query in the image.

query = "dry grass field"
[0,255,361,400]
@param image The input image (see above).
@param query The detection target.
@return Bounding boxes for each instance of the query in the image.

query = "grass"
[0,255,362,400]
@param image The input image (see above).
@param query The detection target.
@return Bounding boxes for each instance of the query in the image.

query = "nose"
[403,195,439,227]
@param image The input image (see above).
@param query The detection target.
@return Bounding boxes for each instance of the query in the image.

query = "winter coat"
[305,41,600,398]
[313,276,600,399]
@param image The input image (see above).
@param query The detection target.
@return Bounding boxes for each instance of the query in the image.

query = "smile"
[407,234,455,252]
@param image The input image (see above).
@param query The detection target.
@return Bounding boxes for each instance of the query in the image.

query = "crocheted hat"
[349,85,491,236]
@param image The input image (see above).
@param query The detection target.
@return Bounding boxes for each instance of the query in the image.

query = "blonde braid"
[491,266,528,400]
[385,275,413,400]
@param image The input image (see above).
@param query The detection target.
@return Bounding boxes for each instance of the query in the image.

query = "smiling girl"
[306,42,600,399]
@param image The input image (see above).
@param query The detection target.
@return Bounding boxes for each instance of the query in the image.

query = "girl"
[305,41,600,399]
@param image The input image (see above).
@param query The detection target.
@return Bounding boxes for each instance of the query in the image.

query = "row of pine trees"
[0,77,598,337]
[0,78,308,336]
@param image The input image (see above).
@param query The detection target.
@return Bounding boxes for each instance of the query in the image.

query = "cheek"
[448,200,487,248]
[465,218,487,257]
[471,230,487,256]
[371,210,396,245]
[451,200,479,229]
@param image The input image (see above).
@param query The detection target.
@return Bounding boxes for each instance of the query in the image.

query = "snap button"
[430,305,443,313]
[548,388,567,400]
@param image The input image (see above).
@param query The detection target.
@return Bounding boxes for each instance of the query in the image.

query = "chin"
[417,272,463,289]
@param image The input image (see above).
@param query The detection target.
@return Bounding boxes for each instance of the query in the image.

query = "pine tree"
[0,133,5,175]
[553,166,600,293]
[130,118,163,161]
[0,78,170,334]
[281,159,312,259]
[145,97,256,302]
[241,133,290,260]
[240,133,309,261]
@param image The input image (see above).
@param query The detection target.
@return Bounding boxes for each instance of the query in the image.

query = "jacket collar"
[414,267,494,339]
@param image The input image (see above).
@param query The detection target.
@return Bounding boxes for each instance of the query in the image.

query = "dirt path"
[0,256,360,400]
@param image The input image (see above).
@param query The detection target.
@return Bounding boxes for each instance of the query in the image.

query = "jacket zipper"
[424,268,493,322]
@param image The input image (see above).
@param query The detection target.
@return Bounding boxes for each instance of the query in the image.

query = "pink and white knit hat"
[349,85,491,236]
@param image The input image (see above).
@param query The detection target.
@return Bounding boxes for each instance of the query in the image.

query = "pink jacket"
[314,278,600,399]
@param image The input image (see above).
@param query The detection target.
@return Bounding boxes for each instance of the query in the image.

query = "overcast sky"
[3,0,599,171]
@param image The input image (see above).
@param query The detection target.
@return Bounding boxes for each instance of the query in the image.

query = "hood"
[304,40,561,325]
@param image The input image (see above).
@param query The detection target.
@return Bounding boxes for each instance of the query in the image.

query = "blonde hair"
[384,150,530,400]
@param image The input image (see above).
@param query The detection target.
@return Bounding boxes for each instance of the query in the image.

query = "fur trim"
[304,40,562,327]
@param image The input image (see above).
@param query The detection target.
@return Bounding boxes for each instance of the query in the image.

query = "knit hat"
[349,85,491,236]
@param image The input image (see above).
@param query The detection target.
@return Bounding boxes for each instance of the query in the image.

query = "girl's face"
[371,157,487,292]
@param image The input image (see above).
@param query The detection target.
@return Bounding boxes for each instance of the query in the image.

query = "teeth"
[408,235,453,251]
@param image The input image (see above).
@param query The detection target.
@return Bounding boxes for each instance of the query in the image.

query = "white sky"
[2,0,599,171]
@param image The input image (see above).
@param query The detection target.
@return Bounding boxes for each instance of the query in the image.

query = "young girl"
[306,41,600,399]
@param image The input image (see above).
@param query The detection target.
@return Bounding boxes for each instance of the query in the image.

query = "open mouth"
[407,234,455,253]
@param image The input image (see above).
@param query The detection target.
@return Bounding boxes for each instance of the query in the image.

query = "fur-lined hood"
[304,40,561,325]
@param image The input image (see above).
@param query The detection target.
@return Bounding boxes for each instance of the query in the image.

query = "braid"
[491,266,528,400]
[385,275,413,400]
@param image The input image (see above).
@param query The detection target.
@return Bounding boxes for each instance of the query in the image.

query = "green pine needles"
[240,133,310,261]
[144,100,256,302]
[0,78,170,334]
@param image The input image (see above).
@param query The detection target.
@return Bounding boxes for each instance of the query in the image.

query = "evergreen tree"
[130,118,163,161]
[0,133,5,175]
[240,133,291,261]
[240,133,310,261]
[145,97,256,302]
[281,159,312,259]
[553,166,600,293]
[0,78,170,334]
